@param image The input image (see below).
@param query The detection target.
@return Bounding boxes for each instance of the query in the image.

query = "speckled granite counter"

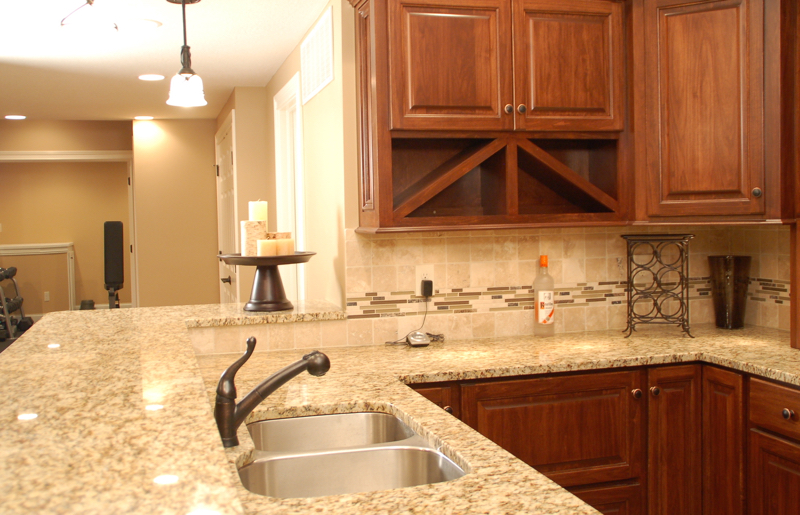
[1,304,798,514]
[183,300,345,328]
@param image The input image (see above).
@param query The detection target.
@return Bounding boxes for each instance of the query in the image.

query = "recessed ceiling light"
[139,74,165,81]
[5,115,26,120]
[134,116,154,121]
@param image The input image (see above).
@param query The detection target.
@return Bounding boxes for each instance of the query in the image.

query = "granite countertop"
[1,304,799,515]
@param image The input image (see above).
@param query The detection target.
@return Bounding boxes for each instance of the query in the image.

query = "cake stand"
[218,251,315,312]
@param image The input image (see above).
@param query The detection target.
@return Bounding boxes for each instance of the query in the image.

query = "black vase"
[708,256,751,329]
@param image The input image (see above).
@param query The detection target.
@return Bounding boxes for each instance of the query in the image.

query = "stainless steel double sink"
[237,412,466,498]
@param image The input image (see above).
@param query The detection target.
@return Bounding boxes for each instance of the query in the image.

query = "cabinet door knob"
[631,389,643,399]
[782,408,795,420]
[221,276,232,284]
[752,187,763,198]
[504,104,513,115]
[443,406,454,414]
[517,104,527,114]
[650,386,661,396]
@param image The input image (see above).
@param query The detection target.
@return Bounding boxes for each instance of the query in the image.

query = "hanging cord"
[385,296,444,346]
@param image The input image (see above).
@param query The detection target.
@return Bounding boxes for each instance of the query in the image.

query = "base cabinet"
[749,430,800,515]
[569,481,644,515]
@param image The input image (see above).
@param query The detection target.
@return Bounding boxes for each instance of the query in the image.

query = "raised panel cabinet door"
[410,382,461,418]
[644,0,765,217]
[461,370,644,487]
[748,430,800,515]
[388,0,514,130]
[513,0,625,131]
[702,366,745,515]
[647,364,702,515]
[569,481,644,515]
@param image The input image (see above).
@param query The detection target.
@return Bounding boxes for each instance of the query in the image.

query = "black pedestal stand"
[218,252,315,312]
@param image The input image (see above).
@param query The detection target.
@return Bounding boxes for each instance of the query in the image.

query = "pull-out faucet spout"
[214,337,330,447]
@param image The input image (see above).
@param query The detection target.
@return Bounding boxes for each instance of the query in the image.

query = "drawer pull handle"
[517,104,527,114]
[650,386,661,396]
[443,406,454,414]
[782,408,795,420]
[632,389,643,399]
[504,104,513,115]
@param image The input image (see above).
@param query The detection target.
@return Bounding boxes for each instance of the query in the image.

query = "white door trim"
[274,72,306,301]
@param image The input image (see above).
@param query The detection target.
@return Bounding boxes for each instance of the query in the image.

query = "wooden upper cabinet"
[643,0,766,218]
[387,0,624,132]
[388,0,513,130]
[514,0,625,131]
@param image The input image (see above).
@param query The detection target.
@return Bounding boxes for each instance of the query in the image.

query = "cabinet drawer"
[749,378,800,441]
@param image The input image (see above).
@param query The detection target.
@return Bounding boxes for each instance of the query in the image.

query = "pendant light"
[166,0,207,107]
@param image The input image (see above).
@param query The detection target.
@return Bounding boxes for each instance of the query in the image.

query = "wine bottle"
[534,255,555,337]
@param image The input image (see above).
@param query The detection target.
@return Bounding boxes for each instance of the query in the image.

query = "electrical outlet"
[44,291,50,302]
[415,265,434,296]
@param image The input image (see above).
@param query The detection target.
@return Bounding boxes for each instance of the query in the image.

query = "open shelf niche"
[389,135,621,226]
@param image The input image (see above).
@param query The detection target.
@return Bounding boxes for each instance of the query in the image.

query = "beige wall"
[0,253,70,315]
[0,161,132,309]
[259,0,358,307]
[0,120,132,151]
[132,120,219,307]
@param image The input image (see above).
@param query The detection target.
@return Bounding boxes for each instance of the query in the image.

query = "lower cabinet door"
[749,429,800,515]
[410,382,460,418]
[461,369,644,487]
[647,364,702,515]
[569,481,644,515]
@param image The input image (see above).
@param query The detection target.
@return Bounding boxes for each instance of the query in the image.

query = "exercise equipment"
[104,221,124,309]
[0,266,34,345]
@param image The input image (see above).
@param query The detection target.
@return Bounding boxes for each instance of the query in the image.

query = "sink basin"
[247,412,416,452]
[238,446,466,498]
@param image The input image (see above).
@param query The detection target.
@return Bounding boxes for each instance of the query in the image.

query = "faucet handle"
[216,336,257,400]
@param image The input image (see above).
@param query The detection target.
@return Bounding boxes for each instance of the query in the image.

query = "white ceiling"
[0,0,330,120]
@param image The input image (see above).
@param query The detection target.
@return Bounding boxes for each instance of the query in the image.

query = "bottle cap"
[540,255,548,267]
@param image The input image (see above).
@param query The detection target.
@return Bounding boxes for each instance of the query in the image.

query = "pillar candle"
[257,239,277,256]
[249,201,269,222]
[276,238,295,255]
[240,220,267,256]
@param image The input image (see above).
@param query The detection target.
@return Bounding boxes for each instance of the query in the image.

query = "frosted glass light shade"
[166,73,207,107]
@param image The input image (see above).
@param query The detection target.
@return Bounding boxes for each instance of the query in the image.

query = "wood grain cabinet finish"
[702,366,745,515]
[410,382,461,418]
[388,0,513,130]
[647,364,701,515]
[569,481,644,515]
[388,0,625,132]
[748,429,800,515]
[514,0,625,131]
[643,0,766,218]
[461,370,644,487]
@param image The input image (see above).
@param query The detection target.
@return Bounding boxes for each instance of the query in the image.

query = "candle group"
[240,202,296,257]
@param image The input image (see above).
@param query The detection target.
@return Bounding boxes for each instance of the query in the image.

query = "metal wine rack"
[622,234,694,337]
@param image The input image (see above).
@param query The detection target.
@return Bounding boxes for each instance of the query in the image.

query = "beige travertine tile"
[562,258,586,283]
[496,311,522,337]
[761,230,780,255]
[346,267,372,294]
[547,259,564,283]
[778,228,791,255]
[563,306,587,333]
[494,236,518,261]
[321,319,348,347]
[780,303,791,331]
[246,325,270,352]
[519,309,534,335]
[447,313,473,340]
[778,255,791,281]
[294,321,320,349]
[446,263,470,288]
[215,326,246,354]
[372,266,398,292]
[585,234,607,258]
[395,238,423,265]
[470,262,496,287]
[373,317,399,344]
[518,235,540,261]
[189,327,215,355]
[372,239,396,265]
[540,235,564,259]
[606,257,626,282]
[761,302,779,330]
[563,237,585,259]
[495,261,519,286]
[608,304,628,330]
[606,233,627,257]
[471,312,496,338]
[346,239,372,267]
[397,265,416,291]
[518,261,537,285]
[760,256,778,280]
[421,238,446,264]
[471,237,495,262]
[691,299,714,324]
[447,237,471,262]
[745,300,760,326]
[347,318,374,347]
[270,323,295,350]
[585,306,609,331]
[585,258,606,283]
[434,264,447,289]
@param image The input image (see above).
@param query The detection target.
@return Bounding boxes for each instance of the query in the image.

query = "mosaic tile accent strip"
[346,279,716,319]
[748,277,792,305]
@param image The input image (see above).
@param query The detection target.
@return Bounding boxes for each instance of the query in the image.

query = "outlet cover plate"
[415,265,434,296]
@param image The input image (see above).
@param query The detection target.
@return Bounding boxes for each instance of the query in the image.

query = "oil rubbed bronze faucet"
[214,337,331,447]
